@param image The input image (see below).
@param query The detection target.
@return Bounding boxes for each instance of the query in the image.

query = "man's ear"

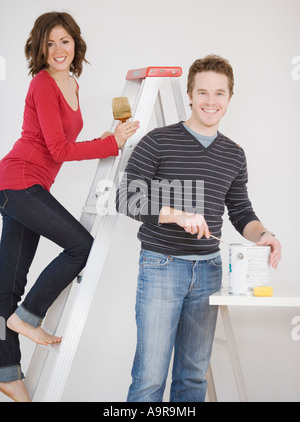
[188,92,192,109]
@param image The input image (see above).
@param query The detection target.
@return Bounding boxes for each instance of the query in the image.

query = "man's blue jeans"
[127,249,222,402]
[0,185,93,382]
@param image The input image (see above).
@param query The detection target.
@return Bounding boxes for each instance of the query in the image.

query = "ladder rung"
[126,66,182,80]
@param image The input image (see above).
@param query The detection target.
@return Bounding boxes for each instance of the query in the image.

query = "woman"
[0,11,139,402]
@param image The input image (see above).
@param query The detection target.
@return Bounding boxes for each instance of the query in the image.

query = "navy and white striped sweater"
[117,121,259,256]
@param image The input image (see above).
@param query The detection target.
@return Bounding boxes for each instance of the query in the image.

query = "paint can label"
[229,244,271,295]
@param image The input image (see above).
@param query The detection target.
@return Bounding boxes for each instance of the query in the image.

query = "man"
[117,55,281,402]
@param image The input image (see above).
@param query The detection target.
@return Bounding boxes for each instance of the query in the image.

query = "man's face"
[188,71,231,134]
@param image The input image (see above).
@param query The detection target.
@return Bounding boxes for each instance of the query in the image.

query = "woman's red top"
[0,70,118,191]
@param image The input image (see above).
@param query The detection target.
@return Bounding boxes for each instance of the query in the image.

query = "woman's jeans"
[0,185,93,382]
[127,249,222,402]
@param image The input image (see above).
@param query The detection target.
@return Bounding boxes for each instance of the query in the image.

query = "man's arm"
[224,147,281,269]
[116,133,160,223]
[243,220,282,269]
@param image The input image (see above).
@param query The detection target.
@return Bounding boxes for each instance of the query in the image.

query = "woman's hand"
[100,131,113,139]
[114,121,140,148]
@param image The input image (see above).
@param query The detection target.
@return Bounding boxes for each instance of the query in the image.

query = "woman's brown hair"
[25,11,88,78]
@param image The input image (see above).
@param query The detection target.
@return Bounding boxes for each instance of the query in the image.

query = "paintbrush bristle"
[112,97,132,122]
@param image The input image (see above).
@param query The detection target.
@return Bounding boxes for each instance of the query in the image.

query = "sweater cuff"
[107,135,119,156]
[140,214,160,225]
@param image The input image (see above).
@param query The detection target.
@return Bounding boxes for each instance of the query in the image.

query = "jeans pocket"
[0,190,8,209]
[140,250,170,269]
[209,255,222,267]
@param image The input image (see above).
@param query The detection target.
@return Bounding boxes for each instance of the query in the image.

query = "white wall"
[0,0,300,402]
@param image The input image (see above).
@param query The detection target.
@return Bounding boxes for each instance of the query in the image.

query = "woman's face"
[45,25,75,74]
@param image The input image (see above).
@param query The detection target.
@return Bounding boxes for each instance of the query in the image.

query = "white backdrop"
[0,0,300,402]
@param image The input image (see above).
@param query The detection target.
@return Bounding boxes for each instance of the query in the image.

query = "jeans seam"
[10,225,25,360]
[17,365,22,380]
[188,261,197,292]
[12,225,24,294]
[0,191,8,209]
[174,318,183,402]
[132,274,144,393]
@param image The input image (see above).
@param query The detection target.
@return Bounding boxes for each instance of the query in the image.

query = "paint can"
[229,243,271,295]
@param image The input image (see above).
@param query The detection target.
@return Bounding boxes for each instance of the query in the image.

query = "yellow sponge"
[253,286,273,297]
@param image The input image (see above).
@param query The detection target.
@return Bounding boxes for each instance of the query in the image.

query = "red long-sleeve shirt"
[0,70,119,191]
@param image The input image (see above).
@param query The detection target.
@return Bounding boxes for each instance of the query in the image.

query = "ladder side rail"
[154,90,166,128]
[24,347,54,400]
[171,78,187,121]
[116,77,164,170]
[42,213,119,402]
[80,158,118,223]
[121,79,145,121]
[24,284,72,398]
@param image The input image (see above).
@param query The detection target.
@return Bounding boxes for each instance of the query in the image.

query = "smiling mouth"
[202,108,219,114]
[54,57,67,63]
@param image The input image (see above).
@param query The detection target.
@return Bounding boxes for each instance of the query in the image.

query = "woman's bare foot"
[7,313,62,346]
[0,380,31,402]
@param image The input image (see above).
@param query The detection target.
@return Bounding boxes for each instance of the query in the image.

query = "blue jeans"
[127,249,222,402]
[0,185,93,382]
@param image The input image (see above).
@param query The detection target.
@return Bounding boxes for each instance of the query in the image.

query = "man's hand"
[256,232,282,269]
[159,207,210,240]
[243,221,282,269]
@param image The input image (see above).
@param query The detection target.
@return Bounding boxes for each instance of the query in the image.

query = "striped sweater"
[116,121,259,256]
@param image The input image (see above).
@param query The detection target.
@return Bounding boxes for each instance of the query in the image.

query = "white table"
[208,288,300,402]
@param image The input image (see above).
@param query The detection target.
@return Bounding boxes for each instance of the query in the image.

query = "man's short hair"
[187,55,234,98]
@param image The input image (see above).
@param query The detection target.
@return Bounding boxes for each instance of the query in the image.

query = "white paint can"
[229,243,271,295]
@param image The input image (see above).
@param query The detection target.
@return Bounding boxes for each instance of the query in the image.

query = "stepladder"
[24,66,188,402]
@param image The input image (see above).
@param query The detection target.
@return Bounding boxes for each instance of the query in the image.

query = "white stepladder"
[23,66,196,402]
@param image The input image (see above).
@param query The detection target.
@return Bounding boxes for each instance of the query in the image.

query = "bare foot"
[0,380,31,402]
[7,313,62,346]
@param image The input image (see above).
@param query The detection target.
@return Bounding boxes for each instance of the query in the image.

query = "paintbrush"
[112,97,132,123]
[209,232,230,246]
